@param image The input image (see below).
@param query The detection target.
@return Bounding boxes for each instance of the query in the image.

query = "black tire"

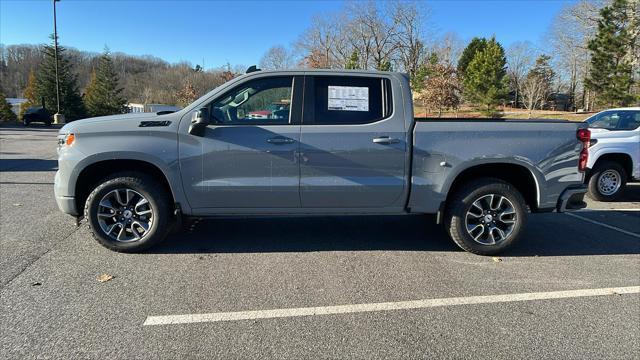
[84,172,172,252]
[587,161,627,202]
[444,178,528,255]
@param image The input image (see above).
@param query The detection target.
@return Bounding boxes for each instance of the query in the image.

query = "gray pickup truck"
[55,69,589,255]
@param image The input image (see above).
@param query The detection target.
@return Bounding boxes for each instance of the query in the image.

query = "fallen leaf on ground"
[492,257,502,263]
[12,203,22,206]
[97,273,114,283]
[31,282,42,286]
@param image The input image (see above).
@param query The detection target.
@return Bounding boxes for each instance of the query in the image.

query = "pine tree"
[345,51,360,70]
[457,37,488,78]
[19,70,39,120]
[0,92,18,122]
[463,38,508,116]
[412,53,439,92]
[84,50,127,117]
[586,0,637,107]
[35,35,85,120]
[377,60,392,72]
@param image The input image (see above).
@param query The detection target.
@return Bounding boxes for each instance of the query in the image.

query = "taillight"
[577,128,590,172]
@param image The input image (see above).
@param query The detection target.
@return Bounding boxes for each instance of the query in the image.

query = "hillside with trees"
[0,0,637,121]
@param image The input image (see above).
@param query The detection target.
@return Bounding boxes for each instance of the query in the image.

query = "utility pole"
[53,0,64,124]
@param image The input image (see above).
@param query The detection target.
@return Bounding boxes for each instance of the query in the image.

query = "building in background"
[127,103,181,114]
[6,98,27,115]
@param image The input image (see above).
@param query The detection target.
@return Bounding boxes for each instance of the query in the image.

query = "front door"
[299,75,407,209]
[180,75,303,210]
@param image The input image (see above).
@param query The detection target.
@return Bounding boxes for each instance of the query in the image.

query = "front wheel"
[84,172,172,252]
[444,178,528,255]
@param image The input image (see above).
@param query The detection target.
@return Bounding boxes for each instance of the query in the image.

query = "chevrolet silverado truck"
[583,107,640,201]
[55,69,589,255]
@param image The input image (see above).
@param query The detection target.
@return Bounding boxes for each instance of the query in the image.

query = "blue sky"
[1,0,573,69]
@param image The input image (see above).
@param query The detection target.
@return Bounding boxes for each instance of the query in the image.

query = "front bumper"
[556,185,588,212]
[54,169,79,216]
[55,195,79,216]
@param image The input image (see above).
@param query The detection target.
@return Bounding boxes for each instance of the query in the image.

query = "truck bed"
[408,119,586,214]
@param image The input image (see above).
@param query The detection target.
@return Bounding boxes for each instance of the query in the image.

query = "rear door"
[299,74,407,209]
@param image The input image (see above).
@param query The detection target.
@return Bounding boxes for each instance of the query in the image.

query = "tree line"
[1,0,638,122]
[0,38,242,121]
[272,0,639,115]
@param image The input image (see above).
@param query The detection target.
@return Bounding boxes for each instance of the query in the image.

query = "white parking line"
[577,208,640,212]
[565,213,640,239]
[143,286,640,326]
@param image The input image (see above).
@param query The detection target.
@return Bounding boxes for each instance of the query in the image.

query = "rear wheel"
[587,161,627,201]
[84,172,172,252]
[444,178,528,255]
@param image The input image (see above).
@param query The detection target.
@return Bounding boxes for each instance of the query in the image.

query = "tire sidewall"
[85,174,170,252]
[447,180,528,255]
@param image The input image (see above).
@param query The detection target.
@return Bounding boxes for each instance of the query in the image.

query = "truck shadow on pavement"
[153,211,640,257]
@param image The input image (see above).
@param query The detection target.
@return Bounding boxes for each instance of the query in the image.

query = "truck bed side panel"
[409,121,584,213]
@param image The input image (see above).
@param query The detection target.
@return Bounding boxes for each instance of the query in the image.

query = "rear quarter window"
[306,76,392,125]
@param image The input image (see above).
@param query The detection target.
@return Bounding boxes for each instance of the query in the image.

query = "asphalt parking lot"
[1,125,639,359]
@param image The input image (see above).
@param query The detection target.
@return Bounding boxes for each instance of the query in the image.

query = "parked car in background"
[584,107,640,201]
[23,105,52,126]
[55,69,589,255]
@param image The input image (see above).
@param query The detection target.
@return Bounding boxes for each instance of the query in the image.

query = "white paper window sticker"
[328,86,369,111]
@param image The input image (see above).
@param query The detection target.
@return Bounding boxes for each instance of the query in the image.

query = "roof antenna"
[246,65,261,74]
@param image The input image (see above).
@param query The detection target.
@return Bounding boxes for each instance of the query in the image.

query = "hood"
[59,112,180,135]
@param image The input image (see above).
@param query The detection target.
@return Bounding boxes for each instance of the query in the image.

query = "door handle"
[267,136,295,145]
[372,136,399,145]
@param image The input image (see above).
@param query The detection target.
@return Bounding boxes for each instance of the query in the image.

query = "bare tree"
[259,45,295,70]
[296,15,340,68]
[348,1,399,70]
[433,32,465,67]
[506,41,537,108]
[520,75,546,117]
[548,0,605,111]
[520,55,555,117]
[393,0,430,80]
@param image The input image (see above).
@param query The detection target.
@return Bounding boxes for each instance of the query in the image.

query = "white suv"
[584,107,640,201]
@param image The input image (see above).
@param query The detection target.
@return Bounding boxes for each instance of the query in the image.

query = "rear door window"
[304,76,392,125]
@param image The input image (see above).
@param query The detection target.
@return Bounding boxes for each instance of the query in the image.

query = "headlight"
[58,133,75,148]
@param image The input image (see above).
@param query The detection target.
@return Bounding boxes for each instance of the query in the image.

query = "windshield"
[586,110,640,130]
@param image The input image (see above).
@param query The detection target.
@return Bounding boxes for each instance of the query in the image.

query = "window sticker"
[328,86,369,111]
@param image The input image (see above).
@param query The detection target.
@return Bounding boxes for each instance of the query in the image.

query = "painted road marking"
[143,286,640,326]
[577,208,640,212]
[565,212,640,239]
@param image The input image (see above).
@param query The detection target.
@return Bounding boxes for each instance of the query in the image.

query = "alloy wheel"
[464,194,517,245]
[96,188,153,242]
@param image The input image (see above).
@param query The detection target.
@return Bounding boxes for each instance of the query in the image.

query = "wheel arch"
[443,162,540,212]
[588,152,633,180]
[73,157,180,215]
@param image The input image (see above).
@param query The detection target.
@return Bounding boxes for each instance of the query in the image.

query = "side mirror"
[188,107,210,136]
